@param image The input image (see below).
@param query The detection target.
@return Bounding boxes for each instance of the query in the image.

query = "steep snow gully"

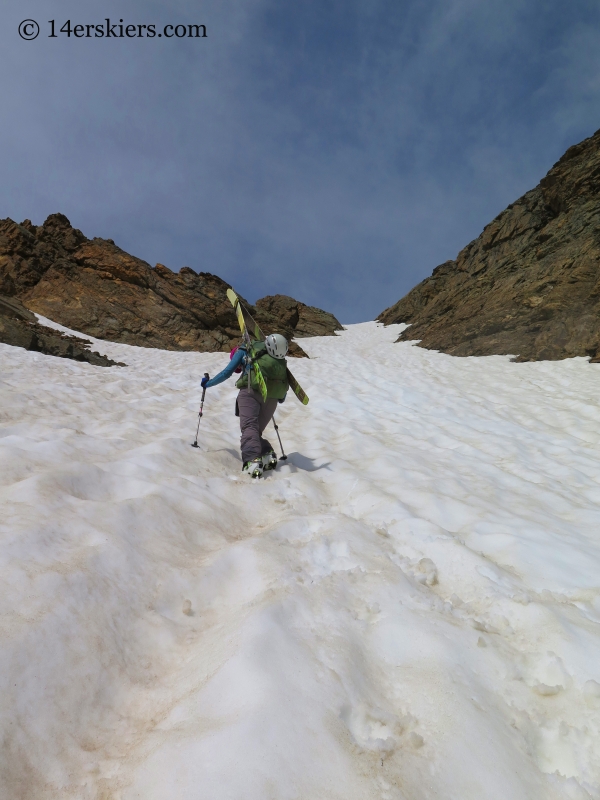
[1,321,600,799]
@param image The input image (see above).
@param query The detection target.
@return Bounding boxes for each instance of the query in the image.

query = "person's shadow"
[282,452,332,473]
[210,448,331,474]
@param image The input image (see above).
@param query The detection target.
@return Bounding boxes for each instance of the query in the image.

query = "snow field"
[1,319,600,799]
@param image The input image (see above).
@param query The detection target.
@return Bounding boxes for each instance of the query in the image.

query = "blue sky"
[2,0,600,322]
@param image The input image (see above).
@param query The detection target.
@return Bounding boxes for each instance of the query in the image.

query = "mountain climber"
[201,334,289,478]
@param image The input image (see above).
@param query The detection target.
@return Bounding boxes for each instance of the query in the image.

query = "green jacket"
[236,341,289,400]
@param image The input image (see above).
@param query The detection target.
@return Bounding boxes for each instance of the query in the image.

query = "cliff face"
[0,213,342,357]
[379,129,600,361]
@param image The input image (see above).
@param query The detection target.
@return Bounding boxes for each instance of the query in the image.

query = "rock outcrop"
[0,213,342,358]
[379,128,600,361]
[255,295,344,338]
[0,295,123,367]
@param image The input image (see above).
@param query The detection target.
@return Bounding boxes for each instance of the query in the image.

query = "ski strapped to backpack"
[226,288,268,401]
[226,289,309,405]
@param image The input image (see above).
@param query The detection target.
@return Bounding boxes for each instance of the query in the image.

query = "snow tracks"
[1,321,600,799]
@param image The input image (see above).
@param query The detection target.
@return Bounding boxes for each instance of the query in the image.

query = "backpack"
[235,341,289,399]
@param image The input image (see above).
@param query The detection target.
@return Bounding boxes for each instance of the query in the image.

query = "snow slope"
[1,320,600,800]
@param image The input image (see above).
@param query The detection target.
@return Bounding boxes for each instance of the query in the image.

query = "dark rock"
[255,295,343,338]
[378,128,600,362]
[0,294,37,322]
[0,214,340,358]
[0,294,124,367]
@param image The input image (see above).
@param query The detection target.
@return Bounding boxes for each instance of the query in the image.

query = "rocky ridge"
[379,128,600,362]
[0,213,343,361]
[0,295,123,367]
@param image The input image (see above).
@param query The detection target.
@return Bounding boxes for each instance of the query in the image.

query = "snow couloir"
[1,319,599,799]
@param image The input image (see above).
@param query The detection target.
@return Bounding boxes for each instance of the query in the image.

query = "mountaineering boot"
[250,457,264,478]
[242,457,264,479]
[262,451,277,471]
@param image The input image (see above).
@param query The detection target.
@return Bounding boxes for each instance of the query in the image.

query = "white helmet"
[265,333,288,359]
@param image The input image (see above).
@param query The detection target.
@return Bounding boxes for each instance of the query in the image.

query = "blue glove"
[201,376,210,388]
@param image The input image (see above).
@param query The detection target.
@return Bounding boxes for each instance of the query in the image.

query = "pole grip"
[200,373,209,410]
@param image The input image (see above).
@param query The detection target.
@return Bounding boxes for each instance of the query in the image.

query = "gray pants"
[237,387,278,463]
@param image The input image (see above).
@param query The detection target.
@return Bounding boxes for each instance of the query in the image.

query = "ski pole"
[191,373,209,448]
[272,415,287,460]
